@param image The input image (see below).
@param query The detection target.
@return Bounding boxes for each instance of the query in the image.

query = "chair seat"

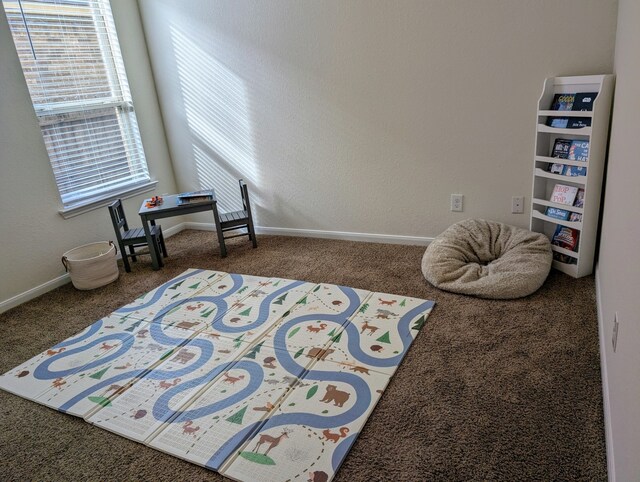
[122,226,161,244]
[220,210,249,227]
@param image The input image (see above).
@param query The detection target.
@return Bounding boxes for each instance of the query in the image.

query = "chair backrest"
[238,179,253,218]
[108,199,129,242]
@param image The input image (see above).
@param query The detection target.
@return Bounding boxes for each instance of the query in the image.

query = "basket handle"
[62,241,118,272]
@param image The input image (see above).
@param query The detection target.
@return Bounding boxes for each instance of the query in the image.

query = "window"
[2,0,151,214]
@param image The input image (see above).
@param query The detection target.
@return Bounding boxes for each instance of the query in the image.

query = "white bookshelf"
[530,75,614,278]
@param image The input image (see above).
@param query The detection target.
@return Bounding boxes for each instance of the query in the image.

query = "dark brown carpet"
[0,231,606,481]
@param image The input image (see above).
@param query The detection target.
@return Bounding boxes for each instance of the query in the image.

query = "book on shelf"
[548,117,568,128]
[552,225,580,251]
[547,117,592,129]
[551,138,572,158]
[563,165,587,177]
[545,207,570,220]
[568,212,582,222]
[553,252,577,265]
[550,184,579,205]
[572,92,598,111]
[573,188,585,208]
[566,117,591,128]
[568,140,589,161]
[550,93,575,111]
[548,163,565,174]
[549,92,598,111]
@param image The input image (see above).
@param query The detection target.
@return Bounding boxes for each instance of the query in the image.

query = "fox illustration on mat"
[322,427,349,443]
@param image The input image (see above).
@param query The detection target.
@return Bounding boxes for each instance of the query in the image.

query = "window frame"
[2,0,156,218]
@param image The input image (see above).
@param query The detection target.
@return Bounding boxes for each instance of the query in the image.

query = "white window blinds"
[2,0,150,210]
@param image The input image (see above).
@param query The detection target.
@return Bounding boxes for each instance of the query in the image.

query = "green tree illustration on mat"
[201,308,216,318]
[273,293,287,305]
[244,341,264,359]
[327,328,336,337]
[188,282,201,290]
[226,405,248,424]
[89,366,110,379]
[238,286,249,294]
[376,331,391,344]
[358,303,369,313]
[331,331,342,343]
[169,280,184,290]
[412,315,426,331]
[400,299,407,307]
[297,295,308,305]
[239,307,252,316]
[124,320,143,332]
[233,334,245,348]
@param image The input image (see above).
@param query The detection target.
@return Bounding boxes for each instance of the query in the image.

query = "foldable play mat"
[0,269,434,481]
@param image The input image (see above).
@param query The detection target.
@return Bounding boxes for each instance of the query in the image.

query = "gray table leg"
[212,204,227,257]
[142,215,161,270]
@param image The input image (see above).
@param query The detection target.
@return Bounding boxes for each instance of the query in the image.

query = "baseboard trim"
[0,223,189,315]
[163,222,188,237]
[0,274,71,314]
[595,265,615,482]
[183,222,434,246]
[0,223,430,314]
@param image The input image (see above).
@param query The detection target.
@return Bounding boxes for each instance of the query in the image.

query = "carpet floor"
[0,231,606,481]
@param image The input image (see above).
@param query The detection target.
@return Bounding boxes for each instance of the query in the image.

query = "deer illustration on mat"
[222,372,245,385]
[360,321,379,336]
[252,428,292,455]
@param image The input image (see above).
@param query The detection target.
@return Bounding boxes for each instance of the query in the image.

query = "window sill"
[59,181,159,219]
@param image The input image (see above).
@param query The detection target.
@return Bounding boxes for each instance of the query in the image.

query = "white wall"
[596,0,640,479]
[0,1,178,306]
[137,0,617,236]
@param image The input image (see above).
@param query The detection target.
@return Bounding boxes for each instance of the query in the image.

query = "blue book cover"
[568,140,589,161]
[563,165,587,177]
[549,118,569,128]
[546,207,570,220]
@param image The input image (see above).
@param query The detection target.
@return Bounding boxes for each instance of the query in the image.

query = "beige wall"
[137,0,617,235]
[0,1,178,305]
[596,0,640,479]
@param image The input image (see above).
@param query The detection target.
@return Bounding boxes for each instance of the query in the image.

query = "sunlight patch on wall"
[170,25,258,207]
[192,144,243,212]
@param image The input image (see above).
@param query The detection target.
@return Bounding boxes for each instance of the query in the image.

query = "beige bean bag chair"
[422,219,552,299]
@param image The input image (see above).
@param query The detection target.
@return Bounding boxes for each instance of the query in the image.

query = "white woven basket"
[62,241,119,290]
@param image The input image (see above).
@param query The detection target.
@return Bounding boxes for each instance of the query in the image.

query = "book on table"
[177,190,214,205]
